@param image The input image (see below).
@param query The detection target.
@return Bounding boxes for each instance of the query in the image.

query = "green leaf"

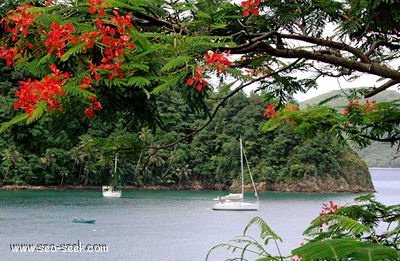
[351,243,400,261]
[160,56,193,73]
[0,113,29,133]
[27,101,47,124]
[292,238,360,260]
[293,239,400,261]
[127,76,151,88]
[151,77,180,95]
[303,214,371,237]
[244,216,283,244]
[60,42,85,62]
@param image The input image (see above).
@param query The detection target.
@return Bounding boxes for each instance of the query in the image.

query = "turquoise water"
[0,168,398,261]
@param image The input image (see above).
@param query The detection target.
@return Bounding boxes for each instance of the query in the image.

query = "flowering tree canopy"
[1,0,400,148]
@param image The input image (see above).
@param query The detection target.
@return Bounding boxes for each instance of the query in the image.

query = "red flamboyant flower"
[343,99,377,114]
[14,64,69,114]
[187,68,208,91]
[45,22,75,58]
[71,31,99,50]
[241,0,260,17]
[88,63,101,81]
[319,200,342,216]
[86,0,109,16]
[2,4,38,41]
[263,104,279,118]
[84,96,102,117]
[2,0,137,117]
[0,46,19,66]
[203,50,232,74]
[80,76,93,89]
[110,10,134,33]
[284,105,299,111]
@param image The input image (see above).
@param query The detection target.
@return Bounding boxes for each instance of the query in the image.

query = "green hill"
[300,89,400,167]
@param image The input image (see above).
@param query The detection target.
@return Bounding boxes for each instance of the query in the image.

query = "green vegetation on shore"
[0,82,373,192]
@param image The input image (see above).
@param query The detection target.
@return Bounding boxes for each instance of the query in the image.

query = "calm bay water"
[1,168,399,261]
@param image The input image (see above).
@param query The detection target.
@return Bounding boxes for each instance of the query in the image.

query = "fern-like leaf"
[27,101,47,124]
[293,238,400,261]
[244,216,283,244]
[351,243,400,261]
[292,238,360,260]
[60,42,86,62]
[303,213,371,237]
[151,77,180,95]
[160,56,193,73]
[127,76,151,88]
[0,113,28,133]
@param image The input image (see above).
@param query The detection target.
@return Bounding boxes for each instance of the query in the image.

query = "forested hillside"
[0,71,373,192]
[301,89,400,167]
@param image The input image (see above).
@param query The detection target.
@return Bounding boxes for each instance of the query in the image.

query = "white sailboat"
[213,139,259,211]
[102,155,122,198]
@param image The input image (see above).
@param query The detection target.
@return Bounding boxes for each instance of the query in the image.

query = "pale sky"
[294,73,385,102]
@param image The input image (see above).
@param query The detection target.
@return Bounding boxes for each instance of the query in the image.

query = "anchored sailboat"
[213,139,259,211]
[102,155,122,198]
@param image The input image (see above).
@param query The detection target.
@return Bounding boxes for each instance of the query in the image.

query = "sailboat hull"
[212,201,259,211]
[102,186,122,198]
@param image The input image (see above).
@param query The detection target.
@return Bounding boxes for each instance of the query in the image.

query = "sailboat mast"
[240,139,244,197]
[114,155,118,173]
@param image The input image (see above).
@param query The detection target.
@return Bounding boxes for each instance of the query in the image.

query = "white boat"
[102,155,122,198]
[102,185,122,198]
[213,139,259,211]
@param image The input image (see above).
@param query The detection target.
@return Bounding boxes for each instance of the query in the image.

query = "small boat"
[213,139,259,211]
[102,185,122,198]
[102,155,122,198]
[73,218,96,224]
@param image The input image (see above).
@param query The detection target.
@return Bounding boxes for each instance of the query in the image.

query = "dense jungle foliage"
[0,68,368,188]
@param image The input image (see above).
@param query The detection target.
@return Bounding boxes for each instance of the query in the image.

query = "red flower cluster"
[14,64,69,114]
[187,50,232,92]
[203,50,232,74]
[319,200,342,216]
[84,96,102,118]
[343,99,377,114]
[241,0,261,17]
[284,105,299,112]
[0,4,40,65]
[46,22,75,58]
[0,46,19,66]
[83,12,135,81]
[317,200,343,232]
[263,104,279,118]
[187,68,208,91]
[0,1,137,117]
[1,4,38,41]
[86,0,109,16]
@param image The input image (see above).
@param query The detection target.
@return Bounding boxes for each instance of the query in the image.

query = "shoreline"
[0,185,197,191]
[0,184,374,194]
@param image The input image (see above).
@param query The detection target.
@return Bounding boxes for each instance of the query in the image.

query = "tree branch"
[278,33,371,63]
[228,40,400,82]
[365,80,400,98]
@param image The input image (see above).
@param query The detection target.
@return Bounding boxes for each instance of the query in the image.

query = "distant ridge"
[300,89,400,109]
[299,89,400,168]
